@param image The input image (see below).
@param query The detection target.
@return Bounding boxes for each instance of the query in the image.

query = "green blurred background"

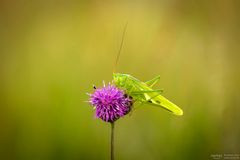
[1,0,240,160]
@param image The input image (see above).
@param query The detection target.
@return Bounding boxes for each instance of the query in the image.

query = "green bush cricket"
[112,24,183,116]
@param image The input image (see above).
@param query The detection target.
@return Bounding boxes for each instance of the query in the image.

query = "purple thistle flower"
[89,83,132,122]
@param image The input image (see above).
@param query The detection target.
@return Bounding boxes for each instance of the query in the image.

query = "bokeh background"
[1,0,240,160]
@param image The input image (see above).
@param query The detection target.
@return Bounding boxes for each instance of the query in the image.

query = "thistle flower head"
[89,83,132,122]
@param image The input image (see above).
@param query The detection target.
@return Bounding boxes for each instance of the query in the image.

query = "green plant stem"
[111,122,114,160]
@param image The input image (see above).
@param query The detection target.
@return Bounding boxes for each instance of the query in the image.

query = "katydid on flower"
[112,23,183,116]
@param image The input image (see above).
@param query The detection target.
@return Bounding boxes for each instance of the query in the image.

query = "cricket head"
[113,73,129,88]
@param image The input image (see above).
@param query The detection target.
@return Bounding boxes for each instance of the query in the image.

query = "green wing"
[132,80,183,116]
[147,93,183,116]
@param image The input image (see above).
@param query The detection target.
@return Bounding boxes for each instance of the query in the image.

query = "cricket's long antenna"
[114,22,128,73]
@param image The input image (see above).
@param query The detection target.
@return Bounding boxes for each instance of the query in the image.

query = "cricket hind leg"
[124,79,162,115]
[130,88,163,104]
[130,89,163,94]
[128,87,161,115]
[128,92,161,116]
[145,75,160,87]
[129,81,163,100]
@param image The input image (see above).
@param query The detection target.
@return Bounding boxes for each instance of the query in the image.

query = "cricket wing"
[130,77,183,116]
[150,94,183,116]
